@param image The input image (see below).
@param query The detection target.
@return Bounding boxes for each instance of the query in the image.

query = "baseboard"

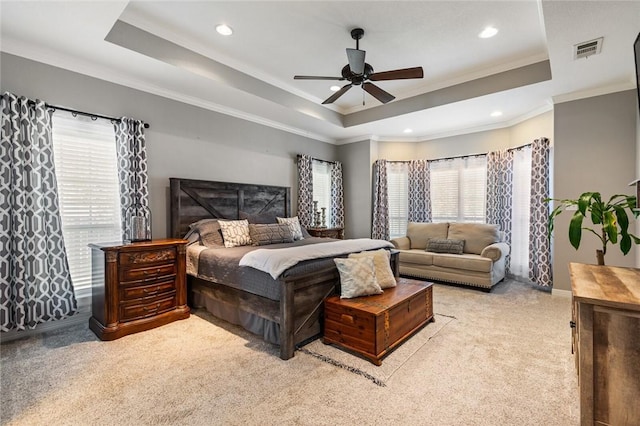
[0,312,91,344]
[551,288,572,298]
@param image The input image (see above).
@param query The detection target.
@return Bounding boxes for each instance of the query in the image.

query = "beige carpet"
[0,279,579,425]
[299,314,455,386]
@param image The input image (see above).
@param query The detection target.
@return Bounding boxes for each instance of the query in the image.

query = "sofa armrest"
[481,242,510,262]
[390,236,410,250]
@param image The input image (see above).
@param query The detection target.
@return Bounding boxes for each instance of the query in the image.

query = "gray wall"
[0,53,336,238]
[553,90,638,291]
[337,139,374,239]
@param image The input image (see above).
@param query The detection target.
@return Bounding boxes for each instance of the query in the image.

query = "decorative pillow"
[240,211,278,224]
[277,216,304,241]
[426,238,465,255]
[248,223,294,246]
[188,219,224,247]
[334,257,383,299]
[349,249,396,289]
[218,219,252,248]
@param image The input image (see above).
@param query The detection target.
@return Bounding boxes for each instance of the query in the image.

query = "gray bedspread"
[188,237,346,301]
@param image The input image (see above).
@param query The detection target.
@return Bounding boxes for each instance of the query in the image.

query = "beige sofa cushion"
[432,253,492,273]
[407,222,449,249]
[447,223,499,255]
[399,250,434,266]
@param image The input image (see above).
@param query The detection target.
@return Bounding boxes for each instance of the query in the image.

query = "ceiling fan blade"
[362,82,395,104]
[369,66,424,81]
[294,75,345,80]
[322,84,352,104]
[346,48,366,75]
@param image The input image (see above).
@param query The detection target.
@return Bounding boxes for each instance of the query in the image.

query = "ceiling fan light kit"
[294,27,424,105]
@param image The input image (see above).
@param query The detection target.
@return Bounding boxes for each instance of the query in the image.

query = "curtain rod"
[386,141,534,164]
[28,101,150,129]
[296,154,337,165]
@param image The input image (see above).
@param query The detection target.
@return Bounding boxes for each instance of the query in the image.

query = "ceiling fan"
[294,28,424,105]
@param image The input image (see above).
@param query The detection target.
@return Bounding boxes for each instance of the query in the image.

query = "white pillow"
[276,216,304,241]
[334,257,383,299]
[349,249,396,289]
[218,219,252,248]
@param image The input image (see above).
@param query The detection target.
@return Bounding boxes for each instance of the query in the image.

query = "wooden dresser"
[307,227,344,239]
[569,262,640,426]
[323,278,434,365]
[89,239,190,340]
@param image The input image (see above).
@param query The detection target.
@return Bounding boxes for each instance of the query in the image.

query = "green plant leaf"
[578,193,594,216]
[620,233,632,255]
[603,211,618,244]
[569,213,583,250]
[613,205,629,234]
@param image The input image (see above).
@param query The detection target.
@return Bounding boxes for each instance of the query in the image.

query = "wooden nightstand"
[307,227,344,239]
[88,238,190,340]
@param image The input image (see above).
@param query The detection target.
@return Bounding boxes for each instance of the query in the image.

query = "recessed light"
[479,26,498,39]
[330,85,341,92]
[216,24,233,36]
[403,128,413,133]
[490,111,503,117]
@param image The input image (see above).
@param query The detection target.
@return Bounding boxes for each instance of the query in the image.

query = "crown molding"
[552,81,636,104]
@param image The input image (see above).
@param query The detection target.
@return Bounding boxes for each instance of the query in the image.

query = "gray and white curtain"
[114,118,149,240]
[296,154,314,228]
[371,159,389,240]
[528,137,552,287]
[0,92,77,331]
[330,161,344,228]
[408,159,431,222]
[486,149,514,270]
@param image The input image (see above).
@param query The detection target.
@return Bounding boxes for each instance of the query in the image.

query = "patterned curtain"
[330,161,344,228]
[0,92,77,331]
[371,159,389,240]
[296,154,313,228]
[114,118,149,241]
[408,159,431,222]
[486,149,514,271]
[528,137,553,287]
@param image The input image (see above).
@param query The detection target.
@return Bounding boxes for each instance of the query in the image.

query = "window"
[510,147,532,278]
[312,160,332,227]
[430,156,487,223]
[52,112,121,312]
[387,162,409,239]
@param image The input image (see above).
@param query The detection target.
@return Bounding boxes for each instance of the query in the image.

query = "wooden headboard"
[169,178,291,238]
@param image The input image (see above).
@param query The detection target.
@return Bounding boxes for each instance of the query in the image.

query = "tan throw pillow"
[248,223,294,246]
[349,249,396,289]
[277,216,304,240]
[218,219,252,248]
[334,257,383,299]
[447,223,499,255]
[406,222,450,249]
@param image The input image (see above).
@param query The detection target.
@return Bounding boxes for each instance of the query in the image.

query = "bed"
[169,178,397,360]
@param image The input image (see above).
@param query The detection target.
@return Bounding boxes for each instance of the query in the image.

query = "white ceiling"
[1,1,638,144]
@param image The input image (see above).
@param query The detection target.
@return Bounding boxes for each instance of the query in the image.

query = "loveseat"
[390,222,510,290]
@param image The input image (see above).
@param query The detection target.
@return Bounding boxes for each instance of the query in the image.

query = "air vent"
[574,37,603,60]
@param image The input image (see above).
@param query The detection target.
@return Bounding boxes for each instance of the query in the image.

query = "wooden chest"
[323,278,434,365]
[89,239,190,340]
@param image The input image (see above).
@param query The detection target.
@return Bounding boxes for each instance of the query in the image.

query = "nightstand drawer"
[119,248,176,266]
[120,295,177,322]
[120,263,176,282]
[121,280,176,301]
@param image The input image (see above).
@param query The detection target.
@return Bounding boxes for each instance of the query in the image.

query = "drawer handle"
[143,286,161,294]
[341,314,354,324]
[143,303,161,311]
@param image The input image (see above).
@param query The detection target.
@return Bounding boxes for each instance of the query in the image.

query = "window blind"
[52,112,121,312]
[387,162,409,239]
[312,160,332,226]
[430,157,487,223]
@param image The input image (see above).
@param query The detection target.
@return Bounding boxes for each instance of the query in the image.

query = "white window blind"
[510,147,532,278]
[312,160,332,227]
[52,112,121,312]
[430,156,487,223]
[387,162,409,239]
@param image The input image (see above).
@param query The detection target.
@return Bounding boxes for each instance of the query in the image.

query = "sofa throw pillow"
[248,223,294,246]
[447,223,499,255]
[218,219,252,248]
[349,249,396,289]
[334,257,383,299]
[188,219,224,247]
[406,222,450,249]
[426,238,465,255]
[277,216,304,241]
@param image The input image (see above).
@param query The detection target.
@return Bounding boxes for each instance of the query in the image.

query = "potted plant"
[548,192,639,265]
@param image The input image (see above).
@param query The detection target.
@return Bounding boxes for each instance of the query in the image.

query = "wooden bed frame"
[169,178,340,360]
